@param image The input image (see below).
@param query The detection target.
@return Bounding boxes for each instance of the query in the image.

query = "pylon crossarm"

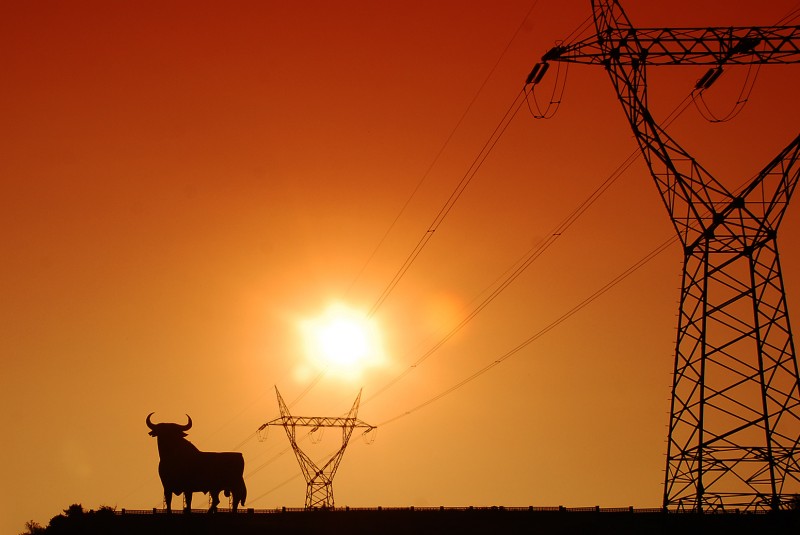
[528,2,800,247]
[538,25,800,67]
[262,415,375,429]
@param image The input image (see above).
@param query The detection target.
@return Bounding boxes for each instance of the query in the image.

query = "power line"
[246,1,800,509]
[363,145,639,404]
[376,234,679,427]
[362,90,697,407]
[347,0,540,297]
[774,2,800,25]
[248,230,681,505]
[245,443,295,480]
[189,5,545,496]
[269,0,540,420]
[128,3,799,510]
[367,89,529,318]
[368,76,783,431]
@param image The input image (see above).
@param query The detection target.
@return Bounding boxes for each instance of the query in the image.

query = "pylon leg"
[306,479,334,509]
[665,236,800,511]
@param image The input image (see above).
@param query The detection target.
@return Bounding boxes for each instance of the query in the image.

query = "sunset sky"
[3,0,800,532]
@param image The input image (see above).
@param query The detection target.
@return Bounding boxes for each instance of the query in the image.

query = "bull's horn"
[179,414,192,431]
[146,412,156,430]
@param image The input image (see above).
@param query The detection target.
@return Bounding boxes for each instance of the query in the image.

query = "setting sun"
[300,303,385,379]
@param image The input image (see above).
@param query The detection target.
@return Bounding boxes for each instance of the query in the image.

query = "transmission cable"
[774,3,800,25]
[128,5,797,510]
[376,234,679,427]
[247,230,680,503]
[693,62,761,123]
[363,90,697,407]
[244,2,800,507]
[346,0,540,296]
[284,89,523,412]
[367,89,529,318]
[692,0,800,122]
[223,0,800,460]
[373,134,781,429]
[209,3,543,489]
[363,146,639,404]
[284,0,540,412]
[525,61,569,118]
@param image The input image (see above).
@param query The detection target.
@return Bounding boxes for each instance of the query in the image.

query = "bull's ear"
[146,412,157,430]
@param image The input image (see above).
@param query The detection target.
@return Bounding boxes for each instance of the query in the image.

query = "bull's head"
[146,412,193,438]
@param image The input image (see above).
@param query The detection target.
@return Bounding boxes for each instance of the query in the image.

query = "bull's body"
[147,413,247,512]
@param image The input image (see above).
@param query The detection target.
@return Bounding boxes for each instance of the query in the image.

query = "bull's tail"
[239,481,247,507]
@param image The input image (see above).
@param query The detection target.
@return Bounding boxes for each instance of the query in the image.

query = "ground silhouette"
[23,504,800,535]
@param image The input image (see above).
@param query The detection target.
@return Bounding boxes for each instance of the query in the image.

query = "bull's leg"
[209,491,220,513]
[164,489,172,513]
[232,482,245,513]
[184,491,193,513]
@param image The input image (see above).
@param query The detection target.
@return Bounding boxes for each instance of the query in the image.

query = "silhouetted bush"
[44,504,121,535]
[19,520,45,535]
[63,505,84,518]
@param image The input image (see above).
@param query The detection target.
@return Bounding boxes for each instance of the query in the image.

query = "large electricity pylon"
[527,0,800,511]
[259,387,375,509]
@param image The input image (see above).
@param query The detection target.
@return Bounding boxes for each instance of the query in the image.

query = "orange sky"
[3,1,800,532]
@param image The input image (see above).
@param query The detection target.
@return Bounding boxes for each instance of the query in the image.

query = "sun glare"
[300,303,384,379]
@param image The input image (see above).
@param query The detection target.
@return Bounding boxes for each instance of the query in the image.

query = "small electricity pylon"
[528,0,800,511]
[260,387,375,509]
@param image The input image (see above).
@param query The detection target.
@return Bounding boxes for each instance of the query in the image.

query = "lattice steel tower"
[527,0,800,511]
[259,387,375,509]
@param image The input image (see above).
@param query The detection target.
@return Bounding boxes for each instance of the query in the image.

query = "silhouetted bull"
[146,413,247,512]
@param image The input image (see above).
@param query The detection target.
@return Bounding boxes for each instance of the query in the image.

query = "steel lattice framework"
[260,387,375,509]
[527,0,800,512]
